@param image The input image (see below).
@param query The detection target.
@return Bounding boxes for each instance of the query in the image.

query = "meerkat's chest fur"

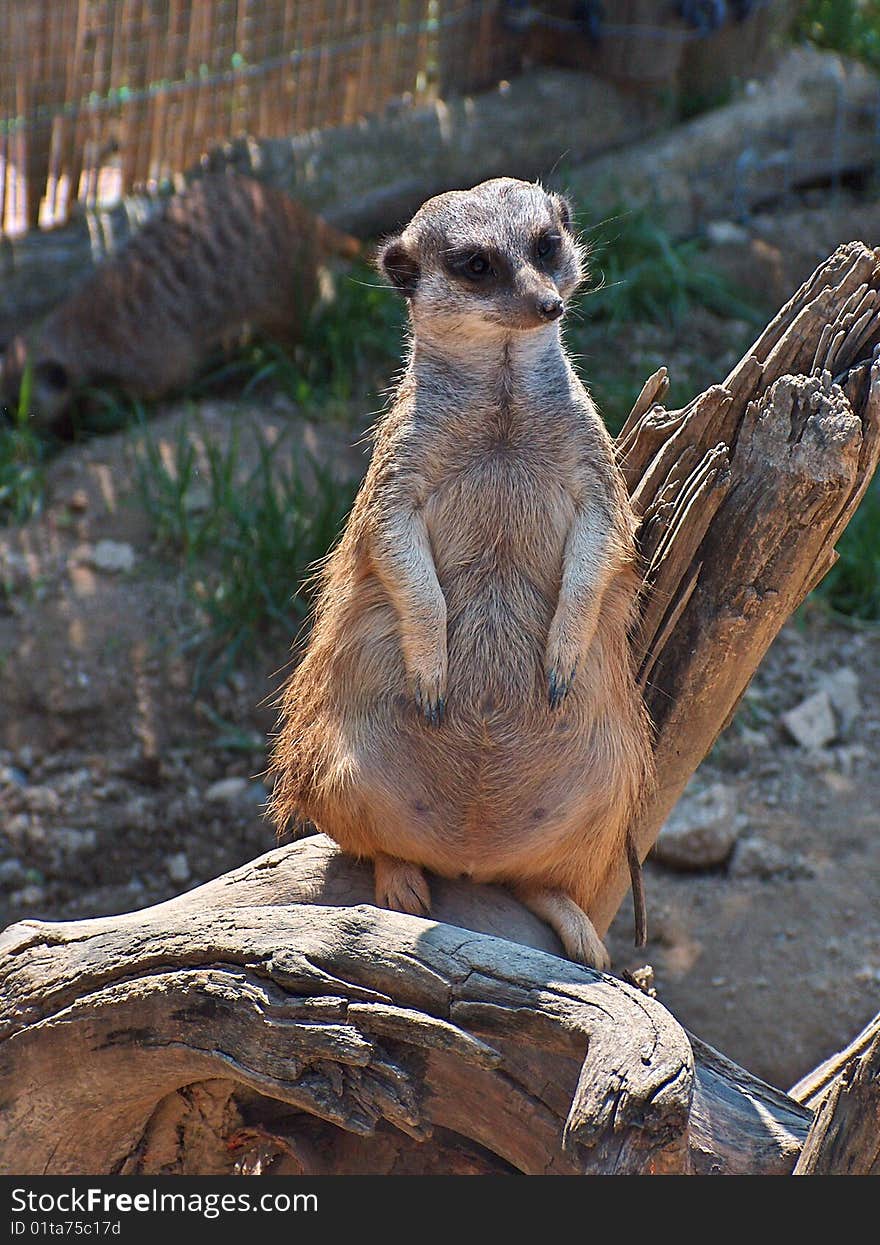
[400,333,598,592]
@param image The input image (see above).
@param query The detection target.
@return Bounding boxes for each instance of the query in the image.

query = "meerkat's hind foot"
[373,853,432,918]
[514,886,611,971]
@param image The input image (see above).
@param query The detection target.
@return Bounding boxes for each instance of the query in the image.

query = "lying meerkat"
[268,177,654,968]
[0,173,360,430]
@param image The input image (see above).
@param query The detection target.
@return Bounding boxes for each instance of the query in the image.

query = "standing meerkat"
[269,177,653,968]
[0,173,360,431]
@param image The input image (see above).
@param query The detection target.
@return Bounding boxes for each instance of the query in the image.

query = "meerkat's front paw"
[408,646,447,725]
[374,853,432,917]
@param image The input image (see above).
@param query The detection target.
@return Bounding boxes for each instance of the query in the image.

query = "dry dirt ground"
[1,196,879,1097]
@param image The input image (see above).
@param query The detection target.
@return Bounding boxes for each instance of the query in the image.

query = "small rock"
[84,540,136,574]
[652,782,738,870]
[54,827,98,856]
[820,768,852,795]
[205,776,249,803]
[739,726,770,751]
[10,884,46,908]
[837,743,868,775]
[728,835,813,881]
[165,852,191,885]
[0,859,27,888]
[819,667,861,736]
[4,813,32,849]
[15,745,36,770]
[55,768,92,794]
[706,219,749,246]
[21,786,62,815]
[855,965,880,986]
[0,551,32,594]
[781,689,837,750]
[0,765,28,788]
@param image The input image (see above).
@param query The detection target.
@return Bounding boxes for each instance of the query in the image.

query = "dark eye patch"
[534,232,562,263]
[445,246,507,284]
[35,360,70,392]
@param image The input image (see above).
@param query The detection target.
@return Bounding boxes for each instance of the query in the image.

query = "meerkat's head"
[378,178,584,341]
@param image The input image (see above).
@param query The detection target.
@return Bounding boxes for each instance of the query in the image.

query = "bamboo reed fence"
[0,0,520,238]
[0,1,792,239]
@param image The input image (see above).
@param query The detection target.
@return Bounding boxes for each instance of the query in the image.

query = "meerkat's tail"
[626,825,647,948]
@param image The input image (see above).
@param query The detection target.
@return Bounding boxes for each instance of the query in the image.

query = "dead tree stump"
[595,241,880,932]
[1,242,879,1176]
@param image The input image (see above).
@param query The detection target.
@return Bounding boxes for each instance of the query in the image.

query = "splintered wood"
[592,241,880,936]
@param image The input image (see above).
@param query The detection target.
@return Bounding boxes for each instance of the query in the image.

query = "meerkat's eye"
[535,233,560,261]
[464,253,492,279]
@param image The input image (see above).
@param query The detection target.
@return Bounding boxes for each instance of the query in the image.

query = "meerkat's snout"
[509,262,567,330]
[537,292,564,321]
[514,269,565,326]
[1,337,73,426]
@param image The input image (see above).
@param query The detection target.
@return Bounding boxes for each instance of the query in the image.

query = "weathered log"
[571,45,880,235]
[792,1015,880,1175]
[593,240,880,935]
[0,836,810,1177]
[0,67,660,344]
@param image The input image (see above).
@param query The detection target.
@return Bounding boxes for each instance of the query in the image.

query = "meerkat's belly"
[323,449,634,875]
[360,451,619,869]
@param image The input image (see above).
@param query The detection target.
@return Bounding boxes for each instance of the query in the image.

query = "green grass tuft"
[563,200,761,433]
[0,360,46,524]
[135,416,358,683]
[818,481,880,621]
[572,202,761,329]
[797,0,880,70]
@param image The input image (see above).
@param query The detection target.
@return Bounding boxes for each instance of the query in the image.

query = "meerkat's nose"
[537,293,564,321]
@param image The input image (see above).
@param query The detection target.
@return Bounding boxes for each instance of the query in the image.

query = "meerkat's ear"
[550,193,575,234]
[378,236,420,298]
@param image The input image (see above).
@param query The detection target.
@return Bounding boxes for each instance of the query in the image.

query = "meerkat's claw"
[562,922,611,971]
[416,684,446,726]
[428,695,446,726]
[374,854,432,917]
[547,668,575,709]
